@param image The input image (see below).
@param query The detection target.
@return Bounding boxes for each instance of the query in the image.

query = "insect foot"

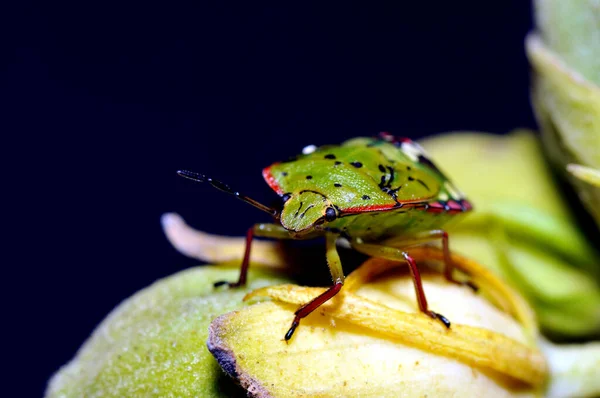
[464,280,479,292]
[284,318,300,342]
[446,277,479,293]
[213,280,244,289]
[428,311,451,329]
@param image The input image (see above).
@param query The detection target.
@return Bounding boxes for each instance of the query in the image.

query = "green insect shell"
[176,133,474,340]
[263,135,472,240]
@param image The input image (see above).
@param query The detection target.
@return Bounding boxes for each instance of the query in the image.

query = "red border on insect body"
[378,132,414,145]
[446,200,464,214]
[461,199,473,211]
[342,201,426,214]
[262,165,285,195]
[343,198,473,215]
[426,199,474,214]
[426,201,446,213]
[342,203,399,214]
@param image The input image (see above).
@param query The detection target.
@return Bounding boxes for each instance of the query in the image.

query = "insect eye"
[281,193,292,203]
[325,207,337,222]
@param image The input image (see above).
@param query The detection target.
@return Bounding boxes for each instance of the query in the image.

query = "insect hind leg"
[351,240,451,329]
[384,230,478,292]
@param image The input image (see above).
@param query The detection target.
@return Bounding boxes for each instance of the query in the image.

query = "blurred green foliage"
[423,131,600,338]
[529,0,600,227]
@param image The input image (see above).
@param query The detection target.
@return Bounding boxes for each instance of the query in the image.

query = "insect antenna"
[177,170,278,216]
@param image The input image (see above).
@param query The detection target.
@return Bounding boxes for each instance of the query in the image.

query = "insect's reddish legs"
[439,230,478,291]
[402,251,450,328]
[214,223,293,288]
[235,227,254,286]
[285,281,343,341]
[214,227,253,288]
[384,230,477,291]
[285,233,345,341]
[352,241,451,328]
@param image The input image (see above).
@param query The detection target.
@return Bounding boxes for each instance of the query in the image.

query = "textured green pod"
[45,266,291,397]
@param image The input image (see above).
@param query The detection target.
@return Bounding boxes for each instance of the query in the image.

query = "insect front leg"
[284,233,345,341]
[214,223,292,288]
[351,240,451,329]
[383,230,478,292]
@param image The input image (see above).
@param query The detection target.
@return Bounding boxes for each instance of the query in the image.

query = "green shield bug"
[178,132,475,340]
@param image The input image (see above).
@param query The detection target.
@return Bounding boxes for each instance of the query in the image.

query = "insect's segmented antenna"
[177,170,278,216]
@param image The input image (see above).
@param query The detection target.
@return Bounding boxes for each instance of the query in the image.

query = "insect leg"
[383,230,478,292]
[284,233,344,341]
[214,223,292,288]
[351,241,451,329]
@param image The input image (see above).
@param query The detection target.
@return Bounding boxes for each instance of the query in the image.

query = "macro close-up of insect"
[178,132,476,341]
[34,0,600,394]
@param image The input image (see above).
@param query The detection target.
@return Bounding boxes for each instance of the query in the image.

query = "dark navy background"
[7,2,535,395]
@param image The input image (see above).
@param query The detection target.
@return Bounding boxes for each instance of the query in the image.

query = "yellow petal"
[567,163,600,187]
[212,272,546,397]
[344,246,538,338]
[161,213,286,268]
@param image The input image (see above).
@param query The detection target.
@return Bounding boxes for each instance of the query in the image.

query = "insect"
[178,132,475,340]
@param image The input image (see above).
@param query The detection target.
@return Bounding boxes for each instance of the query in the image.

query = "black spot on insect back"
[324,154,336,159]
[362,195,370,200]
[350,161,363,168]
[334,161,342,166]
[282,172,288,177]
[306,175,313,180]
[408,176,415,181]
[417,179,430,191]
[334,183,342,187]
[378,164,386,172]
